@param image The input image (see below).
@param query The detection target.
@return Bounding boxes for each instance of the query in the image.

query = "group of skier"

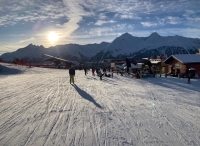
[69,65,195,84]
[68,66,113,84]
[84,67,113,80]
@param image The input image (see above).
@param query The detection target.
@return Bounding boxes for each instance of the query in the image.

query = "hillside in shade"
[1,32,200,62]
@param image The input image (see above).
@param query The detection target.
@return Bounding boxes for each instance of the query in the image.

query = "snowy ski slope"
[0,63,200,146]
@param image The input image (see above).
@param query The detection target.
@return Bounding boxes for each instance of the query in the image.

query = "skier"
[105,73,111,77]
[84,67,87,76]
[92,67,95,76]
[96,68,100,76]
[69,66,75,84]
[99,71,104,80]
[136,69,140,79]
[103,67,106,74]
[188,72,191,84]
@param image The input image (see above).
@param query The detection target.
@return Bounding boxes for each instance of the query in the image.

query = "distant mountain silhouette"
[1,32,200,62]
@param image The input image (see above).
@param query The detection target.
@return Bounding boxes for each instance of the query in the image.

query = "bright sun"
[48,31,59,43]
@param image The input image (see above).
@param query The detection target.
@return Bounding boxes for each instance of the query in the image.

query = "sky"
[0,0,200,55]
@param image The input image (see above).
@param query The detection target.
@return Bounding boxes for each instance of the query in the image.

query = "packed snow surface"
[0,63,200,146]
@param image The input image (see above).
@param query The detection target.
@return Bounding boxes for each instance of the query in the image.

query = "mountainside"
[0,42,109,62]
[91,32,200,61]
[0,44,45,62]
[1,32,200,62]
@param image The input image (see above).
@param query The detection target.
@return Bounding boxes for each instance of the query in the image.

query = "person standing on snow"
[96,68,99,75]
[188,72,191,84]
[99,71,104,80]
[103,67,106,74]
[84,67,87,76]
[69,66,75,84]
[92,67,95,76]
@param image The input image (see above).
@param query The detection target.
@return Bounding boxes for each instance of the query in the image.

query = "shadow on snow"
[72,84,103,109]
[143,77,200,93]
[0,64,22,75]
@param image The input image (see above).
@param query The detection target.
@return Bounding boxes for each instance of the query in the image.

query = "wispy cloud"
[183,9,200,23]
[87,22,94,26]
[18,37,35,44]
[0,1,66,25]
[98,13,107,19]
[120,14,141,20]
[141,22,157,27]
[167,16,182,24]
[60,0,92,37]
[95,20,116,26]
[88,24,134,36]
[158,28,200,38]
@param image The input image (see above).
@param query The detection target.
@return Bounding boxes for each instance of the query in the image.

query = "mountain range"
[1,32,200,62]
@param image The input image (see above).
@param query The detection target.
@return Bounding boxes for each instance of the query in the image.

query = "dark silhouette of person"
[69,66,75,84]
[84,67,87,76]
[188,72,191,84]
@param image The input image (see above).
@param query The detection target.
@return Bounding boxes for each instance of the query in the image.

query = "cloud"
[118,14,141,20]
[141,22,157,27]
[87,22,94,26]
[183,28,200,38]
[183,10,200,23]
[158,28,200,38]
[1,0,199,28]
[18,37,35,44]
[0,1,67,25]
[60,0,93,37]
[167,16,182,24]
[55,24,65,28]
[95,20,116,26]
[88,23,134,36]
[98,13,107,19]
[151,16,182,26]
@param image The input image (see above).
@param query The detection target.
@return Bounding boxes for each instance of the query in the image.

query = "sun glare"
[48,31,59,43]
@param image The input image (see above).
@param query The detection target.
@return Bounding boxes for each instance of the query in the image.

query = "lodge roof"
[150,59,161,64]
[164,54,200,64]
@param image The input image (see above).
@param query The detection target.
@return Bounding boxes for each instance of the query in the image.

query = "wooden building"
[150,55,168,73]
[102,59,125,68]
[164,54,200,78]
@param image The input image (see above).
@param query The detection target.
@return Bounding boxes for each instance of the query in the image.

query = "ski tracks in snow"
[0,67,200,146]
[137,78,200,146]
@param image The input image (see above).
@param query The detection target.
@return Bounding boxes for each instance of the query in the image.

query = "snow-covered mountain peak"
[121,32,133,37]
[113,33,134,42]
[25,44,44,49]
[27,44,34,47]
[148,32,161,38]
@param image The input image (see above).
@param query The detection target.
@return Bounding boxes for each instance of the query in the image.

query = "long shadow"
[144,77,200,93]
[0,64,22,75]
[141,77,200,108]
[72,84,103,109]
[102,77,118,85]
